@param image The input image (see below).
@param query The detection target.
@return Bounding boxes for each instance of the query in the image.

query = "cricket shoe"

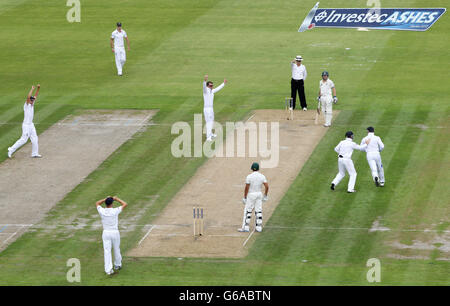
[379,182,385,187]
[347,190,356,193]
[7,147,13,158]
[106,269,114,275]
[238,226,250,232]
[31,154,42,158]
[114,265,122,271]
[374,177,379,187]
[323,124,330,127]
[330,183,335,190]
[255,226,262,232]
[303,107,307,111]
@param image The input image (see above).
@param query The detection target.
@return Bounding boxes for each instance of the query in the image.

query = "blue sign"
[299,2,446,32]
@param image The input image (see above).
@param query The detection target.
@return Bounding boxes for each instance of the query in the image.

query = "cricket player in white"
[331,131,370,193]
[239,162,269,232]
[110,22,130,76]
[360,126,385,187]
[317,71,337,127]
[203,74,227,141]
[8,85,42,158]
[96,196,128,275]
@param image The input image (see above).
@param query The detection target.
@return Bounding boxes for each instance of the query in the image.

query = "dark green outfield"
[0,0,448,285]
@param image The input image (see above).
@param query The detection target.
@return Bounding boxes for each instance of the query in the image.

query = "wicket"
[285,97,294,120]
[193,206,204,237]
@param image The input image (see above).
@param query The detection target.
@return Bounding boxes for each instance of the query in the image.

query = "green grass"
[0,0,449,285]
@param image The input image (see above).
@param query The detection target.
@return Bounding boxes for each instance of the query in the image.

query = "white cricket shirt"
[97,206,122,231]
[291,63,307,80]
[23,102,34,125]
[334,138,367,159]
[111,30,127,49]
[319,79,335,96]
[360,133,384,153]
[246,171,267,194]
[203,81,224,109]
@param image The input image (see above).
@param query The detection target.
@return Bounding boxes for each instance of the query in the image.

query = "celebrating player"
[8,85,42,158]
[202,74,227,141]
[360,126,385,187]
[330,131,370,193]
[110,22,130,76]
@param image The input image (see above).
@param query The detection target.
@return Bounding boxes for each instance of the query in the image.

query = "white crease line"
[245,114,255,123]
[1,232,18,246]
[138,225,155,246]
[242,229,255,247]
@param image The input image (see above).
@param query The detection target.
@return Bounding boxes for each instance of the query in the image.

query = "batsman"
[317,71,337,127]
[239,162,269,233]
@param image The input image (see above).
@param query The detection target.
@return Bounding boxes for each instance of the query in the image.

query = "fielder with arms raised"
[239,162,269,233]
[8,85,42,158]
[317,71,337,127]
[331,131,370,193]
[96,196,128,275]
[203,74,227,141]
[360,126,385,187]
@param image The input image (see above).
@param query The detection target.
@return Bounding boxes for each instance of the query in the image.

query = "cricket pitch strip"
[0,109,157,252]
[129,109,338,258]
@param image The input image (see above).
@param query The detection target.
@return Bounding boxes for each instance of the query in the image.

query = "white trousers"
[203,107,214,139]
[102,230,122,273]
[332,158,357,192]
[242,192,263,230]
[114,48,126,75]
[10,123,39,156]
[366,152,385,183]
[320,95,333,126]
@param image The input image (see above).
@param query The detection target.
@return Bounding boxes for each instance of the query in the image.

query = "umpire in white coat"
[360,126,385,187]
[331,131,370,193]
[96,196,128,275]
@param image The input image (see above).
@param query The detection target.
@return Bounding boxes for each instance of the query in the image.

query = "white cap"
[295,55,303,61]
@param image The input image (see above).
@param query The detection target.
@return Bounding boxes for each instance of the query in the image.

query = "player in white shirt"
[317,71,338,127]
[239,162,269,232]
[96,196,128,275]
[110,22,130,76]
[8,85,42,158]
[202,74,227,141]
[290,55,308,111]
[360,126,385,187]
[331,131,371,193]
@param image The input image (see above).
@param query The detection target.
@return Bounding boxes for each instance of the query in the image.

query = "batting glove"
[242,198,247,205]
[333,96,338,104]
[263,195,268,202]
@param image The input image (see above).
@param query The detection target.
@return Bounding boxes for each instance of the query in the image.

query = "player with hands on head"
[96,195,128,275]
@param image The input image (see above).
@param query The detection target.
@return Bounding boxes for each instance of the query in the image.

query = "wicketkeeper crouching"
[239,162,269,233]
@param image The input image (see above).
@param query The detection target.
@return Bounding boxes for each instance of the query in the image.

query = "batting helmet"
[345,131,354,138]
[251,162,260,171]
[322,71,329,76]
